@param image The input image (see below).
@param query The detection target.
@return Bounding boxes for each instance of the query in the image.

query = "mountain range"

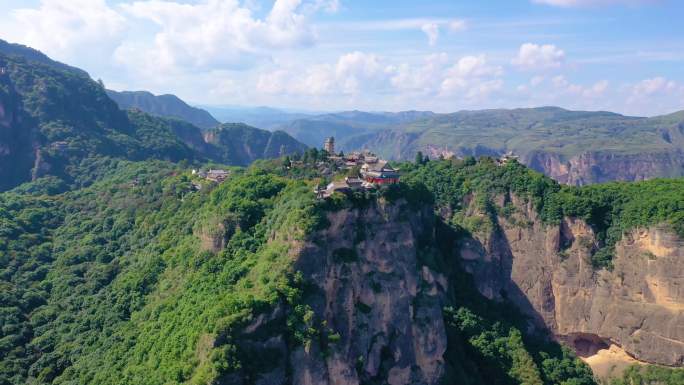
[92,54,683,187]
[0,39,683,385]
[0,39,306,192]
[275,107,684,185]
[106,90,220,129]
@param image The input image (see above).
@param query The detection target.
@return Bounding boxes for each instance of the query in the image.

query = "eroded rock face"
[459,194,684,366]
[525,151,684,186]
[292,200,448,385]
[226,200,449,385]
[0,72,36,190]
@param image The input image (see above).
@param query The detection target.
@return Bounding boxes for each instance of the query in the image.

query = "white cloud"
[532,0,656,7]
[550,75,609,98]
[631,76,677,96]
[255,51,504,104]
[3,0,126,64]
[119,0,321,72]
[441,55,504,99]
[448,19,467,32]
[513,43,565,70]
[335,51,392,94]
[421,23,440,46]
[391,53,449,92]
[257,51,394,96]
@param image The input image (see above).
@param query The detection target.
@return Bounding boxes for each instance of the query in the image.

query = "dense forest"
[2,154,683,384]
[400,157,684,269]
[1,37,682,385]
[0,42,306,192]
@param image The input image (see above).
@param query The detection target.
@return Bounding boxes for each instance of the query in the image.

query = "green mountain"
[107,90,220,130]
[0,39,88,77]
[1,157,682,385]
[204,123,307,166]
[201,105,313,130]
[0,44,306,192]
[278,110,435,148]
[280,107,684,185]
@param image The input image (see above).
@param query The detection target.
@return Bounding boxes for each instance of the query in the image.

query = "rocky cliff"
[458,193,684,366]
[525,150,684,186]
[223,199,449,385]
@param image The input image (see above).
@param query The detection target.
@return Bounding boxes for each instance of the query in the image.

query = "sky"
[1,0,683,116]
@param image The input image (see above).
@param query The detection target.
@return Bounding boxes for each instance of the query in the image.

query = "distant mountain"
[0,43,305,191]
[278,110,436,148]
[107,90,220,129]
[204,123,308,166]
[0,38,88,76]
[202,105,314,129]
[282,106,684,185]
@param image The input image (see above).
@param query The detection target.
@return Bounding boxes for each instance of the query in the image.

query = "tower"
[324,137,335,155]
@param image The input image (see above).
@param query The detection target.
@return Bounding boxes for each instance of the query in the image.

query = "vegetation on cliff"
[402,157,684,269]
[106,90,220,130]
[0,48,306,192]
[607,365,684,385]
[1,151,682,383]
[0,161,327,384]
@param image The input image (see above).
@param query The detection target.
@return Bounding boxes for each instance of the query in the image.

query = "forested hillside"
[280,107,684,185]
[107,90,220,130]
[1,155,682,384]
[0,160,591,385]
[0,43,306,192]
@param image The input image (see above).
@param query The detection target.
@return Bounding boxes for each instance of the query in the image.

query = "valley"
[0,26,683,385]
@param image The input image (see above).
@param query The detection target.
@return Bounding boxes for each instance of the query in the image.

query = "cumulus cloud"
[421,23,440,46]
[631,77,678,96]
[3,0,126,64]
[391,53,449,92]
[255,51,504,104]
[512,43,565,70]
[118,0,322,72]
[441,55,504,99]
[257,51,394,96]
[549,75,609,98]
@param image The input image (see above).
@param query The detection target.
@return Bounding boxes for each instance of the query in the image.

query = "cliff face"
[224,199,448,385]
[106,90,220,129]
[459,194,684,366]
[524,150,684,186]
[0,68,37,190]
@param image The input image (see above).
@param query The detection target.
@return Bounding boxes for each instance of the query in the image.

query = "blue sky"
[1,0,683,115]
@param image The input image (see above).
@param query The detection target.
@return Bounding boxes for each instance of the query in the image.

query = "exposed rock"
[222,199,448,384]
[525,150,684,186]
[292,199,447,385]
[458,194,684,366]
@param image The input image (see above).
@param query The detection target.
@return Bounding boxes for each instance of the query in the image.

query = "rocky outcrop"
[525,150,684,186]
[293,200,447,385]
[458,194,684,366]
[226,199,449,385]
[0,67,37,190]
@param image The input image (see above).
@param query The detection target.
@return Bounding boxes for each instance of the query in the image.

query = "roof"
[362,160,396,173]
[327,181,350,190]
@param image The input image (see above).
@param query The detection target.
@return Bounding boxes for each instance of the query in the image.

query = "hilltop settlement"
[313,137,401,198]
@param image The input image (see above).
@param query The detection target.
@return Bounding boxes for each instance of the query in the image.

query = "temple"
[360,161,400,185]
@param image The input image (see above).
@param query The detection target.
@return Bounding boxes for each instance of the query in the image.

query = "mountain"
[1,157,682,385]
[0,44,306,192]
[281,107,684,185]
[202,105,313,130]
[278,110,436,148]
[204,123,307,166]
[106,90,220,129]
[0,38,88,76]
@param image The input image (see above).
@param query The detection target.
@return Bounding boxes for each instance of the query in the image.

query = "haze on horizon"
[1,0,683,117]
